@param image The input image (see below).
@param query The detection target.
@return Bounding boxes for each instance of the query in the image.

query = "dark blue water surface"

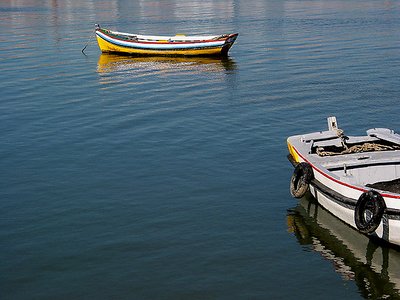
[1,1,399,299]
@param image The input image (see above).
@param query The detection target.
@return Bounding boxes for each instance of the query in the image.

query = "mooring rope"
[316,142,400,157]
[82,30,96,54]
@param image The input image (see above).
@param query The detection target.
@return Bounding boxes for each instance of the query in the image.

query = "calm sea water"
[1,1,399,299]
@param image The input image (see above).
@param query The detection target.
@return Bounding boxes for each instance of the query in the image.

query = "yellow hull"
[96,35,225,56]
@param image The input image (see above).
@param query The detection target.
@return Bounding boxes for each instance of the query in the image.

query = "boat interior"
[301,124,400,193]
[328,161,400,193]
[99,28,222,43]
[367,178,400,194]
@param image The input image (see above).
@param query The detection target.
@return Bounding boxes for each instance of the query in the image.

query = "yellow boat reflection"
[97,53,236,74]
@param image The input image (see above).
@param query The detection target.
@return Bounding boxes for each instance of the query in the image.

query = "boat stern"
[221,33,238,56]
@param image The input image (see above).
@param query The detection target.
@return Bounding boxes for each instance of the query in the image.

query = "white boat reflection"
[288,196,400,298]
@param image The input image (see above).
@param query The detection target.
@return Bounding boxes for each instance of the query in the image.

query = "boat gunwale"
[96,28,237,45]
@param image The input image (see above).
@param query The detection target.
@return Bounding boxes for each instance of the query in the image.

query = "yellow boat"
[94,24,238,57]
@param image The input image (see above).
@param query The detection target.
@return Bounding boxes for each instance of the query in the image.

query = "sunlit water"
[1,1,399,299]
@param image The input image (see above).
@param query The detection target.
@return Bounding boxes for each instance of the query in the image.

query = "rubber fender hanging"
[354,190,386,234]
[290,162,314,198]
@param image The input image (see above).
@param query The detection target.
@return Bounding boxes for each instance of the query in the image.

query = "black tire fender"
[354,190,386,234]
[290,162,314,198]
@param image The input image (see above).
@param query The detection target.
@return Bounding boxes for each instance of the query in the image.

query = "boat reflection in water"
[97,53,236,76]
[287,196,400,299]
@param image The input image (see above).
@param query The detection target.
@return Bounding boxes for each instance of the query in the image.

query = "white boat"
[287,116,400,247]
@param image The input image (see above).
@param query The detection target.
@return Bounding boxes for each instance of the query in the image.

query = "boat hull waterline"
[95,25,238,57]
[287,117,400,247]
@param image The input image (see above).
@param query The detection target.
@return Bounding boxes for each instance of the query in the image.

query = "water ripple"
[1,0,400,299]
